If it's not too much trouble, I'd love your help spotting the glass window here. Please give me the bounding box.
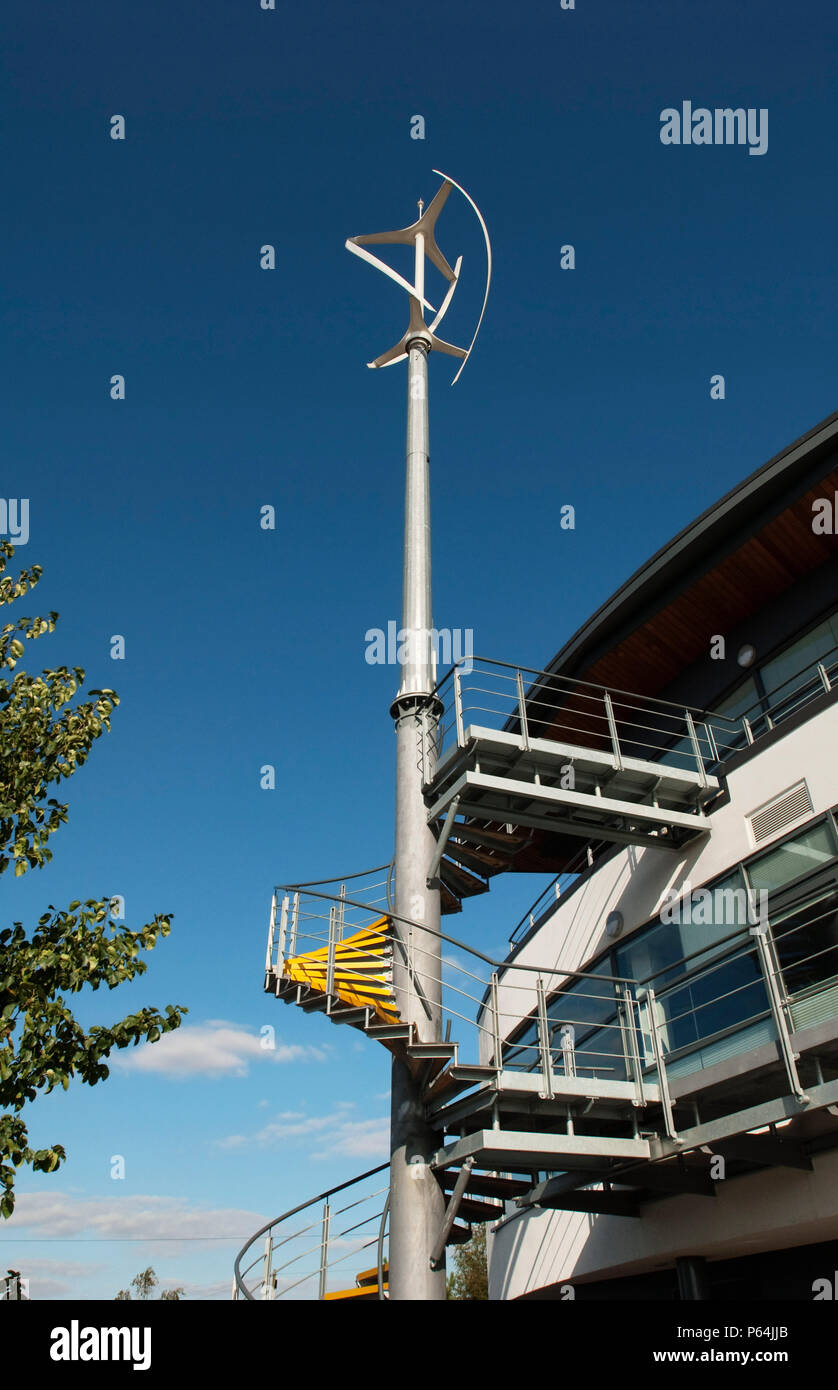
[615,872,748,990]
[614,870,768,1060]
[653,946,766,1055]
[547,960,616,1033]
[760,616,838,717]
[746,822,837,894]
[771,885,838,998]
[705,678,760,759]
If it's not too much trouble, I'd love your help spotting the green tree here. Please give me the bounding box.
[115,1267,184,1301]
[0,542,186,1217]
[446,1222,488,1300]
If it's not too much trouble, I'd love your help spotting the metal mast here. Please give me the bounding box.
[346,173,490,1300]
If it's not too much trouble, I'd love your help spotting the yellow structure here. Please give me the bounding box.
[281,918,399,1023]
[323,1265,389,1301]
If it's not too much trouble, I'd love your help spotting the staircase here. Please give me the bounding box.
[232,1160,498,1301]
[240,657,785,1298]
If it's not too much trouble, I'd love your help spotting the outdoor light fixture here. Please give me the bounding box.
[605,910,624,939]
[737,643,757,667]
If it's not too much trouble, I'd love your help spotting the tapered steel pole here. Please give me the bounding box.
[388,310,446,1300]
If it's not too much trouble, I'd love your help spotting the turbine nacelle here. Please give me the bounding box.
[346,169,491,385]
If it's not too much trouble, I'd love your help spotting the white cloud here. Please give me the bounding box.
[216,1104,388,1163]
[113,1020,329,1079]
[2,1192,264,1244]
[310,1117,388,1161]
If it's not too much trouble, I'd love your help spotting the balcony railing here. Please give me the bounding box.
[496,642,838,946]
[429,656,735,778]
[266,879,838,1132]
[233,1164,390,1301]
[429,645,837,785]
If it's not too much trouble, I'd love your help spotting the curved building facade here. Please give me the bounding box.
[481,412,838,1299]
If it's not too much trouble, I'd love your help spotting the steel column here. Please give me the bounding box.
[389,337,446,1301]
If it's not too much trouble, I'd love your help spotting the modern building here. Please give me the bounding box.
[483,408,838,1300]
[237,410,838,1301]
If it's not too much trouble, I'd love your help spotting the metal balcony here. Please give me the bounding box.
[423,658,725,856]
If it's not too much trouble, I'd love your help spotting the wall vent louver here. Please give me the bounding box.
[747,781,813,846]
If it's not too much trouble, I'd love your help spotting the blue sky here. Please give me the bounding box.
[2,0,838,1298]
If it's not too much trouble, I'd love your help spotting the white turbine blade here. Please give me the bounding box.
[421,180,458,282]
[368,340,409,369]
[350,226,416,247]
[428,256,462,333]
[345,239,437,314]
[428,333,467,360]
[419,179,453,232]
[432,169,492,384]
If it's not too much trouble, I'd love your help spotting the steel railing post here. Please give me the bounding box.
[288,891,299,958]
[536,976,555,1100]
[684,710,708,786]
[266,893,277,973]
[643,988,677,1139]
[318,1202,331,1301]
[262,1233,273,1301]
[619,984,645,1108]
[490,972,502,1074]
[276,894,288,966]
[338,883,346,943]
[703,719,719,765]
[516,669,530,751]
[752,925,807,1101]
[742,716,755,745]
[603,690,623,771]
[453,667,464,747]
[326,907,337,999]
[818,661,832,693]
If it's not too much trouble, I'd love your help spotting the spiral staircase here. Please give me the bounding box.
[233,657,838,1299]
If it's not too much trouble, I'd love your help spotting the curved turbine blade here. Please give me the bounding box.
[428,256,462,333]
[345,239,437,314]
[368,338,409,369]
[428,332,467,359]
[420,180,458,282]
[432,169,492,384]
[351,226,416,247]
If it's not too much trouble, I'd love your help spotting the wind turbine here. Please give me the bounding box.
[346,168,491,382]
[346,172,491,1301]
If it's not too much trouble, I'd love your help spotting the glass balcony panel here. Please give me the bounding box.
[653,947,766,1056]
[770,884,838,1000]
[760,616,838,709]
[746,823,837,894]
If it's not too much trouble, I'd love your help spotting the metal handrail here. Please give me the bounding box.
[428,643,838,778]
[246,875,838,1300]
[430,653,736,723]
[233,1162,389,1301]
